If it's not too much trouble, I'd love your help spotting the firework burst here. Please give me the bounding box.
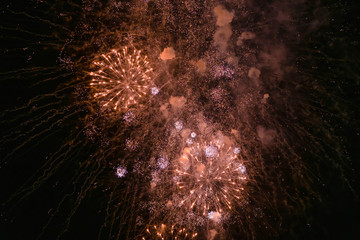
[173,137,247,219]
[89,46,154,111]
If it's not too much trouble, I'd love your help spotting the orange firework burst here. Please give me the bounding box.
[173,138,247,219]
[89,46,153,111]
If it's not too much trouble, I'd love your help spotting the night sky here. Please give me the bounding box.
[0,0,359,239]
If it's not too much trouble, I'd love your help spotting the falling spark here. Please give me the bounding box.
[142,224,198,240]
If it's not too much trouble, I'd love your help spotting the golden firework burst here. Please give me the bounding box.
[89,46,153,111]
[174,139,247,218]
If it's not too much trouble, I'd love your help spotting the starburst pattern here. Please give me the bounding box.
[89,46,153,110]
[173,138,247,217]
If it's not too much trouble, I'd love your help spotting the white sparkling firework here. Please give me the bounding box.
[116,166,127,178]
[174,120,183,131]
[204,145,218,158]
[236,163,246,174]
[157,157,169,169]
[186,138,194,145]
[151,87,159,95]
[90,47,153,110]
[174,140,247,217]
[233,147,240,154]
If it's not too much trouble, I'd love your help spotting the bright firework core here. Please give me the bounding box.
[89,47,154,111]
